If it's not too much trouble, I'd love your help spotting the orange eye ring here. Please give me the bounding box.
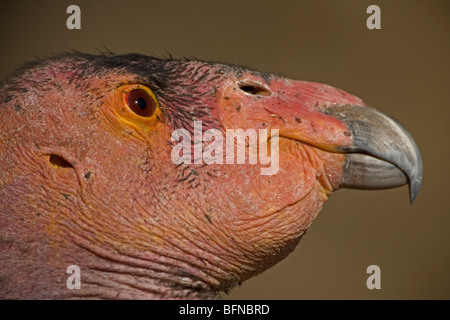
[125,89,157,117]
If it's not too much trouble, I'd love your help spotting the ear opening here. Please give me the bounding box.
[48,154,74,168]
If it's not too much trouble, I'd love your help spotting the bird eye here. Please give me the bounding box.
[126,89,156,117]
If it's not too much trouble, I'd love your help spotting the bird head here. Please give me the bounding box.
[0,53,422,299]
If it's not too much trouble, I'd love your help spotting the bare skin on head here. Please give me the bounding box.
[0,53,422,299]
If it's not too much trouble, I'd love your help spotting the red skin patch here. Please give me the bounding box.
[0,58,367,299]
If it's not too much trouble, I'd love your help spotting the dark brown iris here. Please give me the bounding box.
[126,89,156,117]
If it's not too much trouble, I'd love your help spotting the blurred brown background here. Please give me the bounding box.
[1,0,448,299]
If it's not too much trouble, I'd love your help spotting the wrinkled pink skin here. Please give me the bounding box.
[0,58,365,299]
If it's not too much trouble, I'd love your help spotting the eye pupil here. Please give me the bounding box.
[136,97,147,110]
[126,89,156,117]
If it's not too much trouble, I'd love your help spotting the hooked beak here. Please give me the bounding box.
[324,105,423,203]
[217,76,422,203]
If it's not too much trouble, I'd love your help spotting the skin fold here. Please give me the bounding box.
[0,53,419,299]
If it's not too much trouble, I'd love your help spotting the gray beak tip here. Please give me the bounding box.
[325,105,423,205]
[409,174,423,204]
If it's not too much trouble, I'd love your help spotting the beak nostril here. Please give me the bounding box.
[238,82,271,96]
